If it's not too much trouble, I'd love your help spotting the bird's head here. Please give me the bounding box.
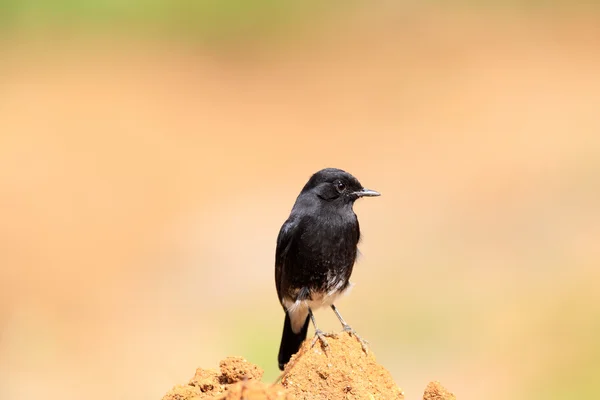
[300,168,380,204]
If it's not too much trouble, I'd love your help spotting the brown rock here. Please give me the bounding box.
[162,358,274,400]
[219,357,264,384]
[423,381,456,400]
[162,383,203,400]
[162,333,456,400]
[218,381,292,400]
[281,333,404,400]
[189,368,220,393]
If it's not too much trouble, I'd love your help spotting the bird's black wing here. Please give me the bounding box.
[275,215,300,303]
[275,214,311,370]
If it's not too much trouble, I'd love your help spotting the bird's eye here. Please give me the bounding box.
[335,180,346,193]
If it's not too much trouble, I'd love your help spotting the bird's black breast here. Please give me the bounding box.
[275,209,360,302]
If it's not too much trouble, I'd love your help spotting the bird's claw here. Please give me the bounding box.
[342,325,369,354]
[311,329,332,353]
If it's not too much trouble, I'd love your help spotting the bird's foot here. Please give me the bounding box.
[342,324,369,354]
[311,329,333,353]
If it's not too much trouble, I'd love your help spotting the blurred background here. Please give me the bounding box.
[1,1,599,399]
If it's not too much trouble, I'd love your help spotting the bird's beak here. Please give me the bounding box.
[354,188,381,197]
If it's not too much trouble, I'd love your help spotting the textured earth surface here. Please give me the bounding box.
[162,334,455,399]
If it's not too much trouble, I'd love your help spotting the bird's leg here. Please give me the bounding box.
[331,304,369,354]
[308,308,330,351]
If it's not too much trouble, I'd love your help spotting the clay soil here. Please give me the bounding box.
[162,334,455,400]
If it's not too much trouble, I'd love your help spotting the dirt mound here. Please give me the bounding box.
[162,356,288,400]
[161,333,454,400]
[281,333,404,399]
[423,381,456,400]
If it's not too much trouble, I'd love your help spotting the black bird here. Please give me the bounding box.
[275,168,380,370]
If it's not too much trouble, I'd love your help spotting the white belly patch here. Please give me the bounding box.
[282,282,354,332]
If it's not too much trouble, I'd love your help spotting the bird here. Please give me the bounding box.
[275,167,380,370]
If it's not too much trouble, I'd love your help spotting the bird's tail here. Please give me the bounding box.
[277,312,310,370]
